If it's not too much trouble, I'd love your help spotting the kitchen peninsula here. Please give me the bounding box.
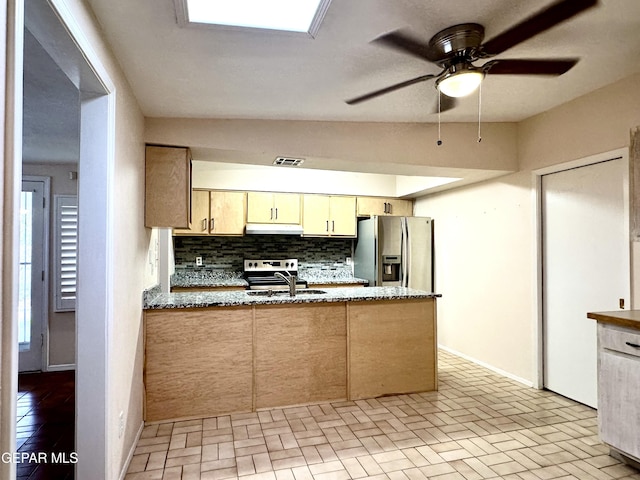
[143,287,439,422]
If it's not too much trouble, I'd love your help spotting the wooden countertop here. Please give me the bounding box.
[587,310,640,330]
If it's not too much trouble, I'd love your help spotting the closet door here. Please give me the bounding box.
[542,158,629,408]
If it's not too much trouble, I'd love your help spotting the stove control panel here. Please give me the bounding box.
[244,259,298,272]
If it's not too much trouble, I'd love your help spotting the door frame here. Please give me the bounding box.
[2,0,116,478]
[532,147,630,389]
[20,175,50,372]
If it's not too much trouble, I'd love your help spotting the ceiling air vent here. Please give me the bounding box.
[274,156,305,167]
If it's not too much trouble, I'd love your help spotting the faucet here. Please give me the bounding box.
[275,272,297,297]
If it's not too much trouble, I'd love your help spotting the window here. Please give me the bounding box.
[175,0,332,36]
[54,195,77,311]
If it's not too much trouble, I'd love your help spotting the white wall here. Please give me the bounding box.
[416,72,640,385]
[52,1,149,478]
[415,172,536,383]
[22,163,77,367]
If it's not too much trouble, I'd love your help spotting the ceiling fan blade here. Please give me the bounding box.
[483,58,578,75]
[372,30,439,62]
[346,74,437,105]
[481,0,598,57]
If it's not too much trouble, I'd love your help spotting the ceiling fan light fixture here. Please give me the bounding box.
[436,68,484,98]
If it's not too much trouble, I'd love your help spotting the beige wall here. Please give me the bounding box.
[416,72,640,385]
[146,118,519,174]
[59,1,148,478]
[22,163,77,367]
[518,72,640,171]
[415,172,536,383]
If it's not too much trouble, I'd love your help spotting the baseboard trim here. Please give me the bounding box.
[438,344,534,388]
[46,363,76,372]
[119,421,144,480]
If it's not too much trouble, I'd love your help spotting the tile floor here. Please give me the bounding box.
[126,351,640,480]
[16,370,75,480]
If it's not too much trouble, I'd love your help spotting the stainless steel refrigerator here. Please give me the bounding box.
[353,216,433,292]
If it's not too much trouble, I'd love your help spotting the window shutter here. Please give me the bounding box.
[55,195,78,311]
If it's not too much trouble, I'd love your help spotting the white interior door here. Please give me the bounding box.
[19,179,47,372]
[542,158,629,408]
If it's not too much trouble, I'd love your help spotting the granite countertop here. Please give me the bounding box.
[145,286,440,310]
[587,310,640,330]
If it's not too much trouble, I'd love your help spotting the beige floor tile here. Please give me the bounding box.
[127,351,640,480]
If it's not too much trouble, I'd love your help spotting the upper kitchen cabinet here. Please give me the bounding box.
[357,196,413,217]
[303,195,356,237]
[246,192,301,224]
[145,145,192,228]
[174,190,246,236]
[174,190,210,235]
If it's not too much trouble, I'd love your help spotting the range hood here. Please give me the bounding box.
[245,223,304,236]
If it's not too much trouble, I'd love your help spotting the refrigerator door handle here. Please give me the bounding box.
[401,217,409,287]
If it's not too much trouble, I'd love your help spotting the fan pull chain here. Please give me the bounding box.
[437,90,442,146]
[477,82,482,143]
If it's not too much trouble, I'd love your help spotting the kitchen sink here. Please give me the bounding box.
[246,289,327,297]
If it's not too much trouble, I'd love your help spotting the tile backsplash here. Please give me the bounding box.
[173,235,353,272]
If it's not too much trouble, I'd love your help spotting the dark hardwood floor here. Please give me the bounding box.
[16,370,75,480]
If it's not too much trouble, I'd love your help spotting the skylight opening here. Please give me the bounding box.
[180,0,331,35]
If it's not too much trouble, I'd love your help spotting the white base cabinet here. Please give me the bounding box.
[597,323,640,462]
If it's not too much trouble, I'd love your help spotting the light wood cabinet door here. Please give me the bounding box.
[246,192,275,223]
[144,308,254,422]
[356,196,413,217]
[303,195,356,236]
[349,299,436,400]
[329,196,356,236]
[210,191,246,235]
[247,192,301,224]
[173,190,210,235]
[145,145,192,228]
[255,303,347,409]
[303,195,331,235]
[273,193,301,224]
[388,199,413,216]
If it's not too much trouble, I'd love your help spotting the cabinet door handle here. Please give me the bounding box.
[626,341,640,349]
[270,208,274,220]
[275,207,278,219]
[383,202,387,214]
[210,218,215,232]
[332,220,335,232]
[326,220,329,232]
[387,202,392,214]
[201,218,207,232]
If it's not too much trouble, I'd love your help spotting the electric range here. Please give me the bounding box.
[243,259,308,291]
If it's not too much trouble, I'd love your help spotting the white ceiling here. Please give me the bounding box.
[85,0,640,123]
[23,28,80,164]
[22,0,640,190]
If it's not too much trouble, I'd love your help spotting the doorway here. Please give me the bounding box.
[541,155,630,407]
[2,0,115,478]
[18,177,49,372]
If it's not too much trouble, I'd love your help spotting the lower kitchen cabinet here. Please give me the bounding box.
[144,307,253,422]
[349,299,437,400]
[255,303,347,408]
[143,297,436,421]
[597,322,640,461]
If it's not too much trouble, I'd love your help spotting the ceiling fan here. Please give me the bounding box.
[346,0,598,109]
